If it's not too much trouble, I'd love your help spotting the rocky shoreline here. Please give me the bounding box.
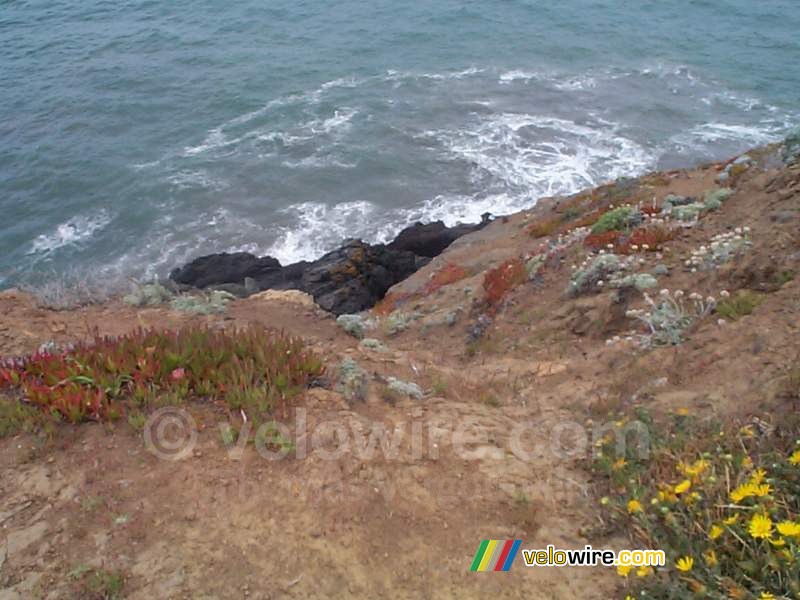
[169,215,492,315]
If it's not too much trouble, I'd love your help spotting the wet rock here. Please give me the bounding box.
[170,252,281,289]
[387,216,491,257]
[300,240,419,315]
[171,217,490,314]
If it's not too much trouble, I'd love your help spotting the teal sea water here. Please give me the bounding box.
[1,0,798,287]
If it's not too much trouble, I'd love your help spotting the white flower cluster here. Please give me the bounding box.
[607,288,717,348]
[567,253,634,296]
[685,228,751,271]
[550,226,589,252]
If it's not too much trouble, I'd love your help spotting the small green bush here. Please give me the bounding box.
[591,206,638,234]
[716,290,763,321]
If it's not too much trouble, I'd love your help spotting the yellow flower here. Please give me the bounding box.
[723,514,738,526]
[676,407,689,416]
[709,524,724,540]
[612,458,627,471]
[703,549,718,566]
[636,565,654,577]
[749,468,766,484]
[682,459,709,477]
[759,592,775,600]
[776,521,800,538]
[730,483,756,503]
[769,538,785,548]
[740,426,755,439]
[789,449,800,466]
[742,455,754,468]
[753,484,772,497]
[749,513,773,539]
[658,489,677,503]
[675,556,694,572]
[617,563,633,577]
[627,499,643,514]
[674,479,691,494]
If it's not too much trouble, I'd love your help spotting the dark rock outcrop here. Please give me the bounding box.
[169,216,492,315]
[387,214,491,257]
[300,240,420,314]
[170,252,281,289]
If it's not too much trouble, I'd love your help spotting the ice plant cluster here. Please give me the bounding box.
[685,228,752,271]
[0,325,324,424]
[594,410,800,599]
[618,289,716,347]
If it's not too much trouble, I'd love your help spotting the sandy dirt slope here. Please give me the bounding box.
[1,149,799,599]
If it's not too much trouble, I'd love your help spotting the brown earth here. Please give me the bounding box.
[1,147,799,599]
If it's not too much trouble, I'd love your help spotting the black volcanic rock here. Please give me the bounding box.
[387,215,491,257]
[169,252,281,288]
[301,240,419,314]
[169,216,491,314]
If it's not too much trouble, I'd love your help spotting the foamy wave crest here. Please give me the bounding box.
[677,122,783,145]
[409,192,525,228]
[305,107,358,135]
[385,67,483,83]
[267,201,399,264]
[498,70,538,85]
[282,156,356,169]
[436,113,654,197]
[182,129,236,157]
[28,211,112,255]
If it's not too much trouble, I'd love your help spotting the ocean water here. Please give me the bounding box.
[1,0,798,287]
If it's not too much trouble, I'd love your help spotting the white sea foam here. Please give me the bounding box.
[435,113,654,196]
[498,70,539,84]
[265,200,400,264]
[130,160,161,171]
[385,67,484,82]
[680,122,782,144]
[282,155,356,169]
[306,107,358,135]
[111,63,794,279]
[28,211,112,255]
[182,129,234,157]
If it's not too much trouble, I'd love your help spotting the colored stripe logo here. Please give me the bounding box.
[470,540,521,571]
